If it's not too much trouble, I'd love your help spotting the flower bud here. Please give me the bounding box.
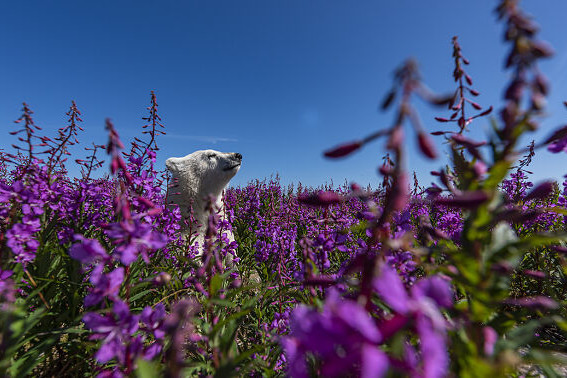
[323,141,362,158]
[524,181,554,201]
[298,191,344,207]
[436,190,489,209]
[417,132,437,159]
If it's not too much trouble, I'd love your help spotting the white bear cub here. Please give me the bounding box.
[165,149,242,250]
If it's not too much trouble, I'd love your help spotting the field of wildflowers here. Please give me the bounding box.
[4,1,567,377]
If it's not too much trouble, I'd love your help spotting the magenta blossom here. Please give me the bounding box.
[84,265,124,307]
[373,265,453,378]
[282,289,388,378]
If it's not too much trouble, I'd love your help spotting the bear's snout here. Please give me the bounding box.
[232,153,242,161]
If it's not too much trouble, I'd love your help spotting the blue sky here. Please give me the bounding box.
[2,1,567,189]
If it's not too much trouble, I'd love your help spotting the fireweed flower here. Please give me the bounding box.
[69,235,110,264]
[5,219,41,264]
[140,303,167,340]
[83,300,159,372]
[104,218,168,265]
[282,289,388,378]
[84,265,124,307]
[0,269,16,305]
[547,134,567,153]
[373,265,453,378]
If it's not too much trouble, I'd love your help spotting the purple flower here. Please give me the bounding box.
[140,303,167,340]
[282,290,387,378]
[0,269,16,304]
[548,135,567,153]
[83,300,140,366]
[5,219,41,264]
[104,219,167,265]
[84,266,124,307]
[69,235,109,264]
[374,265,453,378]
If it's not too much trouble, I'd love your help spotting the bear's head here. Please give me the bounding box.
[165,149,242,200]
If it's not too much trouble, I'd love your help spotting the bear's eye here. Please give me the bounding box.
[207,153,216,159]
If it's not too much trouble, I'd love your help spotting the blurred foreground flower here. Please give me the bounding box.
[374,265,453,378]
[282,289,388,378]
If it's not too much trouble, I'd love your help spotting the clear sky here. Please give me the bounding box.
[2,1,567,189]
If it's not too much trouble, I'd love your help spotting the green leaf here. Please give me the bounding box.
[135,358,161,378]
[210,307,252,338]
[483,159,511,190]
[210,273,224,297]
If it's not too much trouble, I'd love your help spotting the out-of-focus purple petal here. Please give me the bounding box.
[281,337,307,378]
[374,265,411,314]
[143,343,162,360]
[361,344,388,378]
[69,236,108,264]
[503,296,558,309]
[95,340,118,364]
[483,326,498,356]
[412,276,453,309]
[416,315,449,378]
[331,296,381,343]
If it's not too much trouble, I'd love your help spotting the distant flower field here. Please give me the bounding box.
[4,1,567,377]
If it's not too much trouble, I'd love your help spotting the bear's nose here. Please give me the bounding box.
[233,153,242,161]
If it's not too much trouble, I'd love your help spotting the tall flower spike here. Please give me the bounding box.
[10,102,42,166]
[435,36,492,134]
[106,119,133,185]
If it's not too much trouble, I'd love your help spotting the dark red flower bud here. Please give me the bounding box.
[543,125,567,145]
[470,102,482,110]
[458,117,465,129]
[477,106,493,117]
[324,141,362,158]
[298,191,344,207]
[524,181,554,201]
[451,133,486,148]
[523,270,546,279]
[436,190,489,209]
[380,90,396,110]
[303,275,336,287]
[435,117,450,123]
[465,74,473,86]
[430,131,446,136]
[417,132,437,159]
[469,89,480,96]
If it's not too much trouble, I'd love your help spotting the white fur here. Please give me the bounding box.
[165,149,242,248]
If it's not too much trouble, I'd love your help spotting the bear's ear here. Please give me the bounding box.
[165,158,178,172]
